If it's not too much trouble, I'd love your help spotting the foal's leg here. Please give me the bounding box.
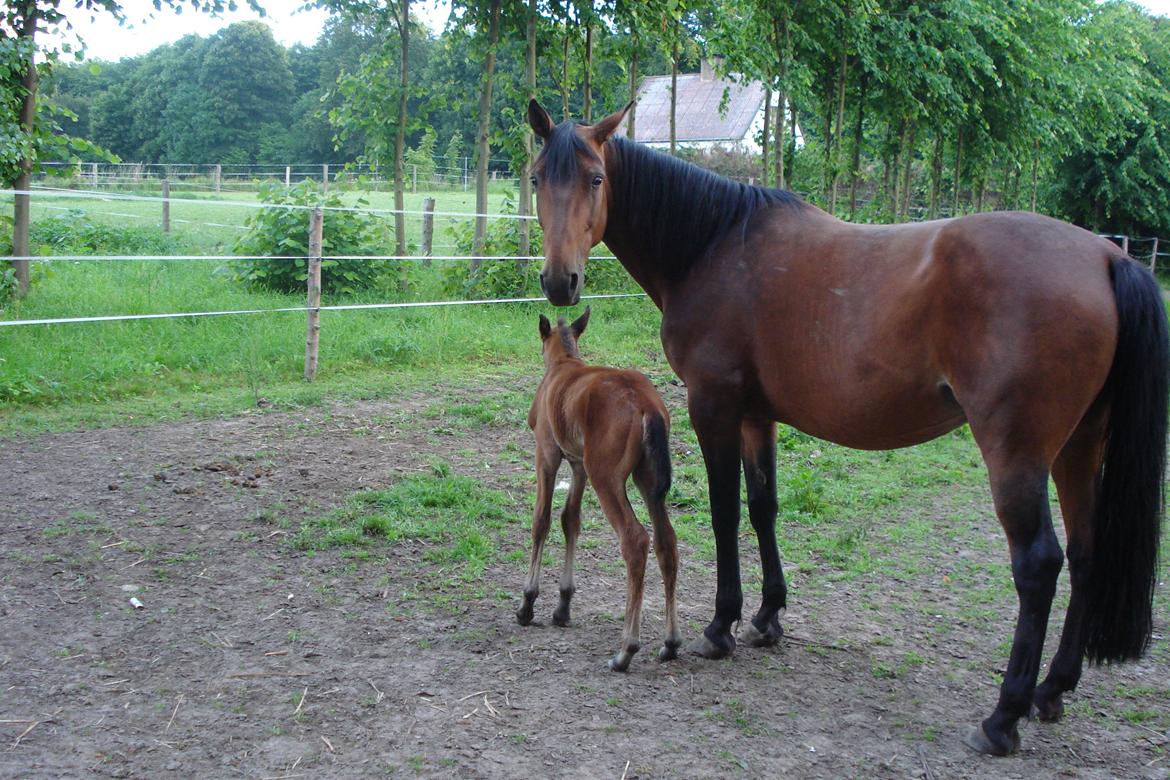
[517,445,562,626]
[1032,414,1106,722]
[964,455,1064,756]
[553,460,587,627]
[633,461,682,662]
[739,419,787,647]
[591,468,650,672]
[686,390,744,659]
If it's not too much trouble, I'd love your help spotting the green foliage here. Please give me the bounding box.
[232,180,396,296]
[30,209,180,255]
[405,129,438,185]
[441,192,540,298]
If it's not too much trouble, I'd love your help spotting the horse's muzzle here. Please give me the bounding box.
[540,269,581,307]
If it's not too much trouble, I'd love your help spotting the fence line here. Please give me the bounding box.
[0,293,647,329]
[5,254,618,263]
[3,188,538,221]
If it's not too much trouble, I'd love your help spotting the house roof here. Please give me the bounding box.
[625,71,766,144]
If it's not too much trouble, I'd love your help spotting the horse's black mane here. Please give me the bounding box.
[537,122,804,275]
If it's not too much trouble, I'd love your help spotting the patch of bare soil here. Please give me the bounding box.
[0,384,1167,779]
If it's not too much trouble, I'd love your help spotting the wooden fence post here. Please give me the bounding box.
[162,179,171,233]
[1151,237,1159,274]
[412,164,417,193]
[421,197,435,262]
[304,208,324,381]
[1121,235,1129,256]
[322,163,329,192]
[214,164,222,193]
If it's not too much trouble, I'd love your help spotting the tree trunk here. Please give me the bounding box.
[560,21,570,119]
[627,34,638,139]
[583,7,593,122]
[928,132,943,220]
[774,11,789,190]
[669,30,679,156]
[952,129,964,216]
[975,176,986,212]
[830,50,849,214]
[887,119,904,219]
[898,122,917,221]
[761,87,771,186]
[849,72,866,218]
[822,77,833,205]
[393,0,410,257]
[1030,139,1039,212]
[12,2,38,298]
[519,0,537,264]
[471,0,502,268]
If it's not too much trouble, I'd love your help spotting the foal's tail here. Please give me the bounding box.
[641,412,672,505]
[1085,257,1169,663]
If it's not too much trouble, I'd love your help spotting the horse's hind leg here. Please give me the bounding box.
[964,451,1064,756]
[553,460,587,627]
[1033,411,1106,722]
[517,445,562,626]
[634,460,682,662]
[591,468,650,672]
[739,419,786,647]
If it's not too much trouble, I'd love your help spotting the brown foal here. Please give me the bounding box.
[516,307,682,671]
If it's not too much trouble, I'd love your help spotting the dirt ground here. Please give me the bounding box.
[1,381,1167,779]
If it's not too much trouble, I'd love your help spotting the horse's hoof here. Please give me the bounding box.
[741,619,783,647]
[1032,696,1063,723]
[551,609,570,627]
[962,724,1020,757]
[658,641,681,662]
[687,631,735,659]
[608,644,638,672]
[515,606,534,626]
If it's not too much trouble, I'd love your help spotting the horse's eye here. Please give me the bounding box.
[591,175,604,189]
[530,176,538,188]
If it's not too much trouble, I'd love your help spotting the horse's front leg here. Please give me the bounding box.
[686,389,744,659]
[739,419,786,647]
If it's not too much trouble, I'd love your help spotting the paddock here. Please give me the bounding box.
[1,377,1165,778]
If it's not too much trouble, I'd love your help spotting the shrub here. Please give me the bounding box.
[30,210,181,255]
[232,180,396,296]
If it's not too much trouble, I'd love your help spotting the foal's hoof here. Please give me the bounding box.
[607,644,639,672]
[658,640,682,663]
[687,631,735,660]
[741,618,783,647]
[962,723,1020,757]
[551,608,571,627]
[515,605,534,626]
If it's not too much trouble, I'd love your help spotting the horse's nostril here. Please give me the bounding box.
[569,273,579,293]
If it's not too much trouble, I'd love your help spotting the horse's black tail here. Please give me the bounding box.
[641,412,672,505]
[1084,257,1168,664]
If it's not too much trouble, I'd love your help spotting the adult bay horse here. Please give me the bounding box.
[526,99,1167,756]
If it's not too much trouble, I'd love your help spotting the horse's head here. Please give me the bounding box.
[538,306,590,366]
[528,100,630,306]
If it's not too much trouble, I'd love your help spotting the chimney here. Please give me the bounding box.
[700,56,724,81]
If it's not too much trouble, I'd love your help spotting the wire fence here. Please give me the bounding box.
[35,159,521,194]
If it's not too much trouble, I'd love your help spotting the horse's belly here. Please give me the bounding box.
[765,381,967,451]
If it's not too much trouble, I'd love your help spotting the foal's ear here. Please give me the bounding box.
[570,306,591,339]
[539,314,552,340]
[528,99,555,140]
[590,101,632,144]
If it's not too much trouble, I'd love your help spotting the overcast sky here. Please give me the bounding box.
[51,0,1170,64]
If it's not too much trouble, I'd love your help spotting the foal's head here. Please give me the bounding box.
[538,306,591,368]
[528,99,630,307]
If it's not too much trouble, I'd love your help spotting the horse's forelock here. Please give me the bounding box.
[540,121,601,184]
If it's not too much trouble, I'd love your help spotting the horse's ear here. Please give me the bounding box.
[539,314,552,340]
[528,99,555,140]
[571,306,591,339]
[590,101,632,144]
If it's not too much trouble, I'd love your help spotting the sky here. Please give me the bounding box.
[50,0,1170,64]
[50,0,453,62]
